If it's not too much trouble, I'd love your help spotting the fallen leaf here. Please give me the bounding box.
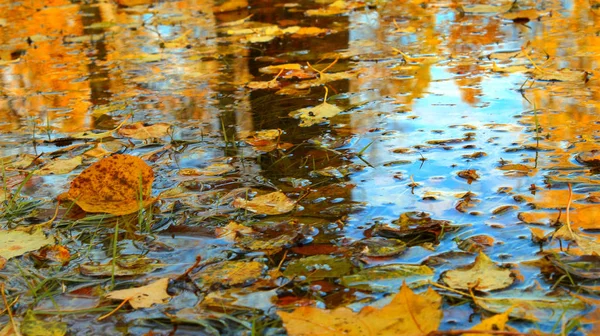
[179,163,235,176]
[0,229,54,260]
[0,256,6,270]
[20,310,67,336]
[278,283,442,336]
[34,156,82,176]
[474,292,585,321]
[305,0,366,17]
[458,2,513,14]
[80,256,161,277]
[233,191,295,215]
[60,154,154,216]
[441,252,514,291]
[193,260,265,287]
[465,309,512,336]
[289,101,343,127]
[341,264,433,290]
[283,255,355,280]
[259,63,302,74]
[117,122,172,140]
[106,278,171,309]
[215,221,255,241]
[532,68,588,82]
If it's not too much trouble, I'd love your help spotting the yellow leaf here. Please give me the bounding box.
[34,156,82,176]
[60,154,154,216]
[117,122,172,140]
[194,260,265,287]
[106,278,171,309]
[464,308,512,336]
[233,191,295,215]
[0,229,54,260]
[215,221,254,242]
[441,252,514,291]
[289,102,343,127]
[278,283,442,336]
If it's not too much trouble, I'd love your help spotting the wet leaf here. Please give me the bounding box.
[236,232,298,255]
[305,0,366,17]
[283,255,355,281]
[465,309,511,336]
[353,237,407,257]
[277,283,442,336]
[117,122,172,140]
[458,3,513,14]
[80,256,161,277]
[532,68,588,82]
[30,245,70,265]
[341,264,433,289]
[547,255,600,280]
[474,292,586,321]
[441,252,514,292]
[289,101,343,127]
[194,260,265,287]
[0,229,54,260]
[233,191,295,215]
[106,278,171,309]
[60,154,154,216]
[215,221,254,242]
[180,163,236,176]
[457,169,479,183]
[34,156,82,176]
[20,311,66,336]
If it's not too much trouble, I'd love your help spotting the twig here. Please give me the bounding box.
[1,283,21,336]
[97,297,131,321]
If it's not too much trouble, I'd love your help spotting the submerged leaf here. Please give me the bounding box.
[34,156,82,176]
[106,278,171,309]
[60,154,154,216]
[194,260,265,287]
[20,311,67,336]
[441,252,514,291]
[278,283,442,336]
[283,255,354,280]
[233,191,295,215]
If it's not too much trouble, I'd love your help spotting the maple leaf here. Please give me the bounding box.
[59,154,154,216]
[278,283,442,336]
[441,252,514,292]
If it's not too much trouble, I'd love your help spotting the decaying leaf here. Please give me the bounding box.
[215,221,255,241]
[277,283,442,336]
[532,68,588,82]
[180,163,235,176]
[283,255,355,280]
[233,191,295,215]
[441,252,514,291]
[117,122,172,140]
[80,256,161,277]
[341,264,433,290]
[60,154,154,215]
[194,260,265,287]
[106,278,171,309]
[34,156,82,175]
[0,229,54,260]
[20,310,67,336]
[474,292,586,321]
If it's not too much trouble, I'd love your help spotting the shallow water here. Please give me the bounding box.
[2,0,600,334]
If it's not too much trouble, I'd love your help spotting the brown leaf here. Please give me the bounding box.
[233,191,295,215]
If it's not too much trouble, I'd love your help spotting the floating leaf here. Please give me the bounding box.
[0,229,54,260]
[458,3,513,14]
[283,255,355,281]
[289,101,343,127]
[465,309,511,336]
[117,122,172,140]
[34,156,82,176]
[233,191,295,215]
[441,252,514,291]
[278,283,442,336]
[215,221,255,242]
[532,68,588,82]
[180,163,235,176]
[60,154,154,216]
[106,278,171,309]
[20,311,67,336]
[194,260,265,287]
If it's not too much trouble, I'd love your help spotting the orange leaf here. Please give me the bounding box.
[61,154,154,216]
[277,283,442,336]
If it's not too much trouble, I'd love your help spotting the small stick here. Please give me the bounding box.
[0,283,21,336]
[97,297,131,321]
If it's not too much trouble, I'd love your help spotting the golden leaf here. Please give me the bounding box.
[233,191,295,215]
[106,278,171,309]
[0,229,54,260]
[61,154,154,216]
[441,252,514,291]
[117,122,172,140]
[278,283,442,336]
[34,156,82,176]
